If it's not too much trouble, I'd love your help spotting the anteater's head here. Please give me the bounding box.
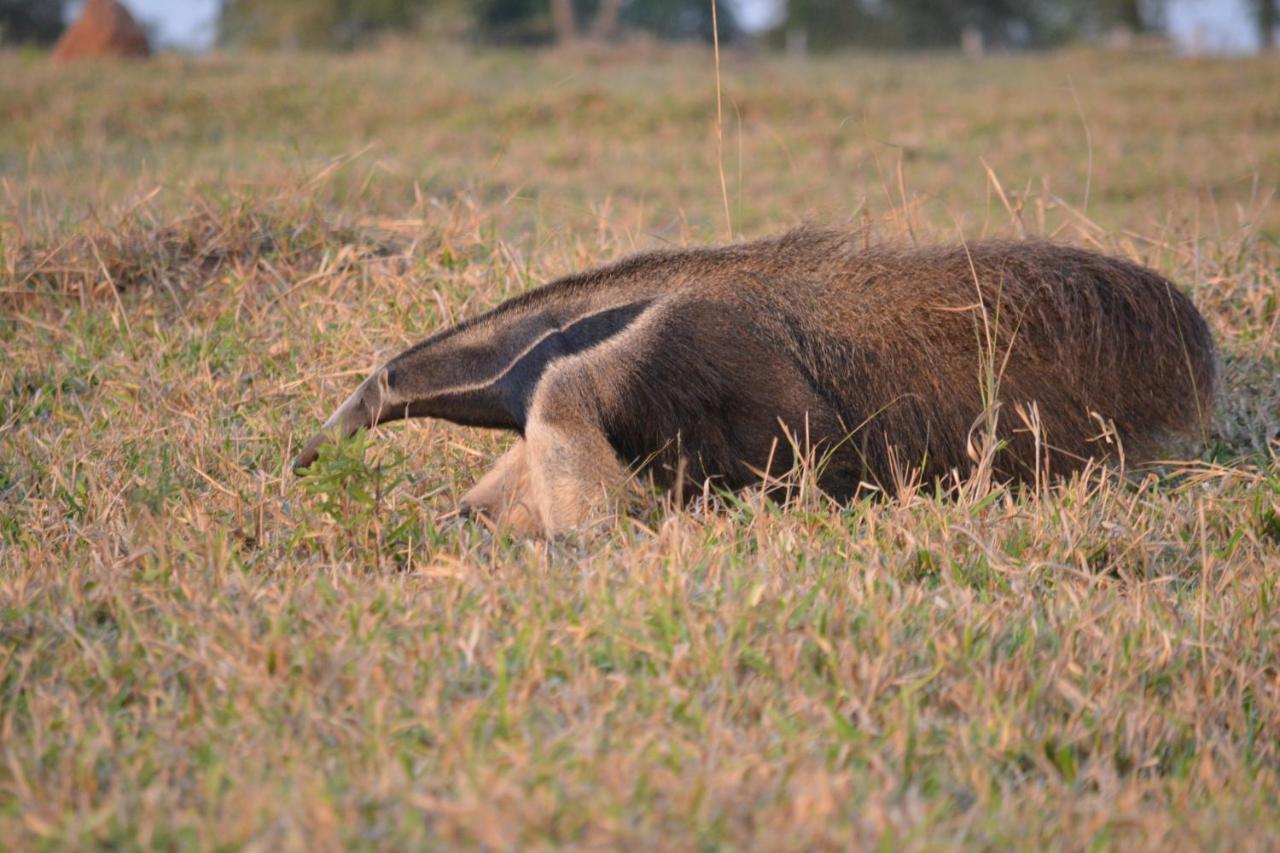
[292,327,524,474]
[293,368,396,474]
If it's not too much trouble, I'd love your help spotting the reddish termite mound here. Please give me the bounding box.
[52,0,150,61]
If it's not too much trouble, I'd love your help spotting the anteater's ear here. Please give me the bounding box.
[293,370,387,474]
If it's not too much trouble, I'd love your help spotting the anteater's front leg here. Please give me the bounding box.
[459,440,542,537]
[522,363,629,536]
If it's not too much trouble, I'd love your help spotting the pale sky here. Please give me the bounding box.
[98,0,1262,55]
[107,0,220,49]
[1166,0,1260,53]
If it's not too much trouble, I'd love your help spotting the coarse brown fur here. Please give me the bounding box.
[294,229,1216,536]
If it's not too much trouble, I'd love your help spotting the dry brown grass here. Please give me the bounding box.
[1,44,1279,848]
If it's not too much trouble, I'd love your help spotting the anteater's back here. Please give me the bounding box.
[613,231,1216,492]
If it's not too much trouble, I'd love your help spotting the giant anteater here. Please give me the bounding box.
[294,229,1215,536]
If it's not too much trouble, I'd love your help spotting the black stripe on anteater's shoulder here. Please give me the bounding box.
[491,299,653,428]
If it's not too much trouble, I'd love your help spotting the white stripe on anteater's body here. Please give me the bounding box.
[295,228,1216,536]
[294,292,662,465]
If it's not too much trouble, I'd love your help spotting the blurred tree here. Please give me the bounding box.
[219,0,441,50]
[1255,0,1277,50]
[776,0,1166,51]
[620,0,736,42]
[476,0,738,44]
[551,0,576,42]
[1100,0,1166,32]
[0,0,64,45]
[221,0,734,48]
[474,0,548,43]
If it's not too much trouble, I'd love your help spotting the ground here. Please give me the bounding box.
[1,42,1279,848]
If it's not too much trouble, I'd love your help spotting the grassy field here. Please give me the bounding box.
[2,42,1280,848]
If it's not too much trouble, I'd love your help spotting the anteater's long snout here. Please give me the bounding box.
[293,372,386,474]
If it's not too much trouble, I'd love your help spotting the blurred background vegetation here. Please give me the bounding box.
[1,0,1276,52]
[0,0,65,44]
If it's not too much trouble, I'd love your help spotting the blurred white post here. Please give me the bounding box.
[961,26,984,57]
[786,27,808,58]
